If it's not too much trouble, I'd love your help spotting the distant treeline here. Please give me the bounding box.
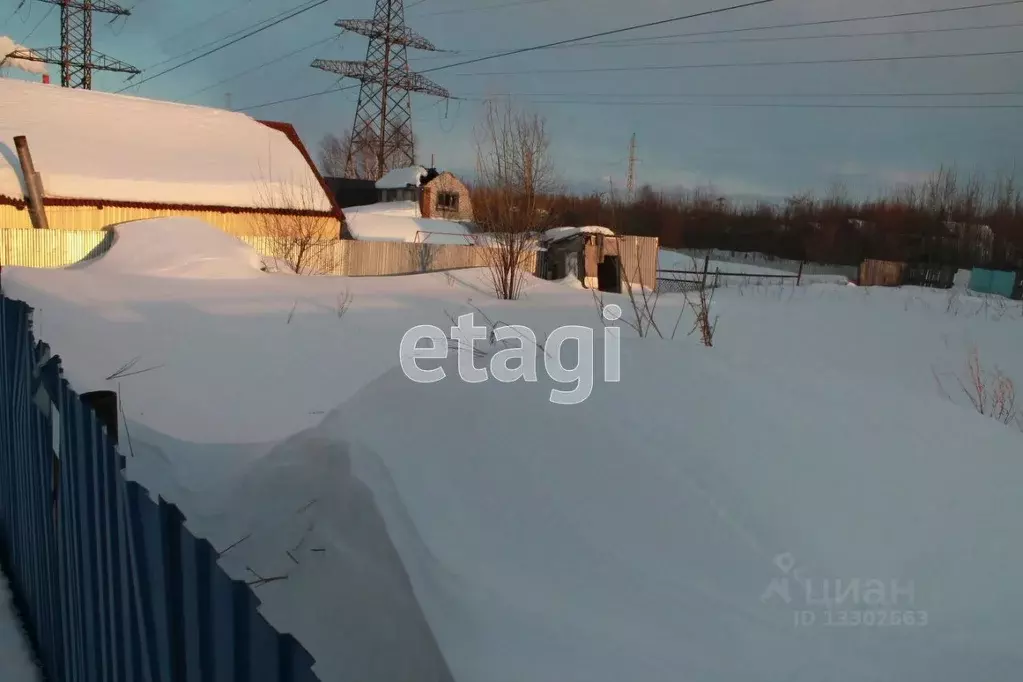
[472,166,1023,269]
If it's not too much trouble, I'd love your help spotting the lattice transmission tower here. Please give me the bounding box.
[9,0,139,89]
[311,0,449,180]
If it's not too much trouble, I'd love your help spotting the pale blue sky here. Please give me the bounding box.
[4,0,1023,199]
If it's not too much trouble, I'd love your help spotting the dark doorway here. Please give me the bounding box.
[597,256,621,293]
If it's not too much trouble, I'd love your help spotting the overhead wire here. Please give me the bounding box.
[450,47,1023,76]
[564,0,1023,48]
[142,0,325,73]
[234,0,777,111]
[409,19,1023,62]
[117,0,329,92]
[18,3,54,44]
[183,34,338,98]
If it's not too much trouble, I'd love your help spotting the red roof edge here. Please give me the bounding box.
[257,120,345,227]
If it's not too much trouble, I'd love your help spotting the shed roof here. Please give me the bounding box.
[0,78,332,212]
[376,165,428,189]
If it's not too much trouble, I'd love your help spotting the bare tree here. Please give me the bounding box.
[318,133,349,177]
[254,177,341,275]
[472,99,558,300]
[318,123,421,181]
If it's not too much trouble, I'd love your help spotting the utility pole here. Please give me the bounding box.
[311,0,449,180]
[626,133,637,203]
[7,0,139,89]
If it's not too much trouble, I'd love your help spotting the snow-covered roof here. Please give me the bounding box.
[542,225,615,243]
[376,166,427,189]
[0,78,332,211]
[344,201,473,245]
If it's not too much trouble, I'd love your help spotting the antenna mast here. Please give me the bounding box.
[626,133,637,202]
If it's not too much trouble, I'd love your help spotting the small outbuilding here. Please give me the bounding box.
[540,226,659,293]
[375,166,474,222]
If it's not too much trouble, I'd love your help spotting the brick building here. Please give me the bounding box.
[375,166,473,222]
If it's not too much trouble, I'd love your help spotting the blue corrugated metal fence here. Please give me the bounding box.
[0,293,321,682]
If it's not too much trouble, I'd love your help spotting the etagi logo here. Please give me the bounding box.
[399,306,623,405]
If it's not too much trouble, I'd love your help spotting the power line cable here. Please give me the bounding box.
[410,19,1023,61]
[416,0,564,18]
[143,0,323,72]
[183,34,337,98]
[117,0,328,92]
[234,0,777,111]
[571,0,1023,48]
[18,3,54,44]
[159,4,249,49]
[451,47,1023,76]
[415,0,776,74]
[413,0,1023,60]
[457,97,1023,109]
[459,88,1023,99]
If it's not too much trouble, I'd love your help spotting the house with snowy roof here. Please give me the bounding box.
[376,166,473,222]
[0,77,341,238]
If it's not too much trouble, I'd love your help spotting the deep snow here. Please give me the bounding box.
[344,201,475,244]
[3,217,1023,681]
[0,566,41,682]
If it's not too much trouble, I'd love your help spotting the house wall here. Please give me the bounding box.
[0,203,340,239]
[420,172,473,221]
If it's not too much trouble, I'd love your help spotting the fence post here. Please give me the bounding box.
[81,391,118,447]
[797,261,804,286]
[13,136,50,230]
[701,253,710,289]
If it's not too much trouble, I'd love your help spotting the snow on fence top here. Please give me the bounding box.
[0,78,331,211]
[376,165,427,189]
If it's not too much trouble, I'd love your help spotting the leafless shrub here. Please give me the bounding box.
[936,347,1019,426]
[684,273,719,347]
[472,99,557,300]
[254,177,341,275]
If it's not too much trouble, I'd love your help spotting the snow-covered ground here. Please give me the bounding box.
[3,218,1023,681]
[0,566,41,682]
[659,248,851,286]
[344,201,475,244]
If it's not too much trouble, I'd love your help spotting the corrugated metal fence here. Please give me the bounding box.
[1,230,112,267]
[0,294,321,682]
[2,229,539,277]
[969,268,1022,299]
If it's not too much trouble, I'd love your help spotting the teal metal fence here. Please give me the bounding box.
[969,268,1021,299]
[0,293,321,682]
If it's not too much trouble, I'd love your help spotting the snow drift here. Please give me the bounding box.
[74,218,266,279]
[219,343,1023,682]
